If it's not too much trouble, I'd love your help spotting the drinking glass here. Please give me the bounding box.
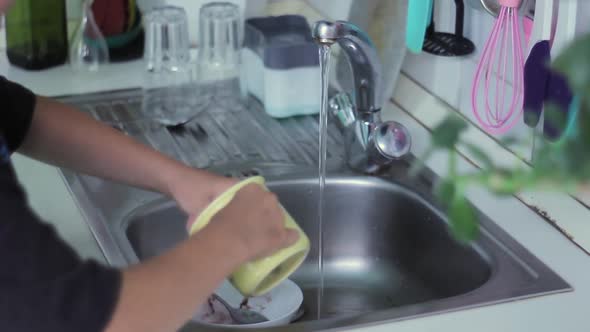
[142,5,198,125]
[197,2,241,83]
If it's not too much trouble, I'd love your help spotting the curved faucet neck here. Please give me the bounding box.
[312,20,382,114]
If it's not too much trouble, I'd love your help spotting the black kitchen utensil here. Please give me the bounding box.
[523,40,551,127]
[522,40,575,142]
[423,0,475,56]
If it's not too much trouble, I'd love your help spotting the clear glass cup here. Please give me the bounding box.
[142,5,198,125]
[70,0,109,72]
[197,2,241,83]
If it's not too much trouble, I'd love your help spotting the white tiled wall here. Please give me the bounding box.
[575,0,590,204]
[576,0,590,35]
[306,0,354,19]
[402,0,587,160]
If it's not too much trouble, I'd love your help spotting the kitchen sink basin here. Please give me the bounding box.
[119,171,568,332]
[126,173,491,320]
[56,89,571,331]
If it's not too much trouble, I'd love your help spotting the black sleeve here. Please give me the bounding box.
[0,162,122,332]
[0,76,36,152]
[0,76,122,332]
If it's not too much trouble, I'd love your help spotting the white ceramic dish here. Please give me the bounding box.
[192,279,303,328]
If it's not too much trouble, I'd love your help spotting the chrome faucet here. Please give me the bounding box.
[312,20,411,174]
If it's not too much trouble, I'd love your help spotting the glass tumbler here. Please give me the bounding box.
[197,2,241,83]
[142,6,198,125]
[70,0,110,72]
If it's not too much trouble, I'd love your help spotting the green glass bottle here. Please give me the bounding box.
[5,0,68,70]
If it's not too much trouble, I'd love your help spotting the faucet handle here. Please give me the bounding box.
[371,121,411,160]
[329,92,355,128]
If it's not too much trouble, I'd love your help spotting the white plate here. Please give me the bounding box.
[192,278,303,328]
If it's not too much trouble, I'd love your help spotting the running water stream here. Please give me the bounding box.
[317,43,332,319]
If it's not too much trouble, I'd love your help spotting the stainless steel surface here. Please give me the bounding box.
[312,20,381,114]
[210,294,269,324]
[372,121,411,160]
[329,91,411,173]
[57,88,571,331]
[328,92,355,128]
[312,21,410,173]
[61,87,345,171]
[58,87,345,266]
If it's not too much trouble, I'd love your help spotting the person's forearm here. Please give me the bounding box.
[104,226,244,332]
[19,96,222,205]
[103,176,297,332]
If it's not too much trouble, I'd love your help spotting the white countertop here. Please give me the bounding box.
[4,57,590,332]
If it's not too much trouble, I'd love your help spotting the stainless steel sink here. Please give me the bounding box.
[120,170,569,332]
[57,89,571,331]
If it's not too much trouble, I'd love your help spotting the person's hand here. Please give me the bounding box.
[167,167,238,216]
[200,184,300,263]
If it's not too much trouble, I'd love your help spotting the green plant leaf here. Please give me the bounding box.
[431,115,468,149]
[461,142,494,169]
[543,103,568,141]
[483,168,535,195]
[553,33,590,97]
[449,195,479,243]
[551,32,590,159]
[435,179,456,207]
[499,136,520,147]
[416,32,590,243]
[523,108,542,128]
[578,100,590,148]
[409,147,433,178]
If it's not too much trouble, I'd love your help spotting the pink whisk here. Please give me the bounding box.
[472,0,525,135]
